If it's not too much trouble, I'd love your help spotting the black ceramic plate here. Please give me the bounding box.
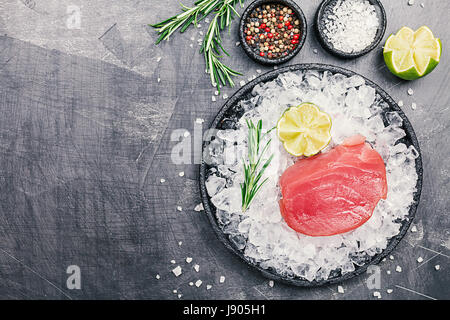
[199,63,423,287]
[239,0,307,65]
[315,0,387,59]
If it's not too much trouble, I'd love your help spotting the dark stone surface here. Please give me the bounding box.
[0,0,448,300]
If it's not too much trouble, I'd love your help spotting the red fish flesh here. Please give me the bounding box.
[279,135,387,236]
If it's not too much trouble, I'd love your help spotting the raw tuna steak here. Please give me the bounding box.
[279,135,387,236]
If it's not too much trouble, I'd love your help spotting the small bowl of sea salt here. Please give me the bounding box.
[315,0,386,58]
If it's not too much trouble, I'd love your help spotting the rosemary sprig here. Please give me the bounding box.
[241,119,275,212]
[150,0,244,92]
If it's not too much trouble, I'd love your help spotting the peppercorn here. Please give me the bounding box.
[243,3,301,59]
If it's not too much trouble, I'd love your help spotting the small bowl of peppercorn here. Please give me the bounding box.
[239,0,307,65]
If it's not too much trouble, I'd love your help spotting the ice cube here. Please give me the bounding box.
[385,112,403,127]
[205,174,226,197]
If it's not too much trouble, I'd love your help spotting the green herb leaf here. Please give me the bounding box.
[241,119,274,212]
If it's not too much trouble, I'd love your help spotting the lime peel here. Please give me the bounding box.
[277,103,332,157]
[383,26,441,80]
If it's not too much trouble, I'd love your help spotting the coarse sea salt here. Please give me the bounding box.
[322,0,379,53]
[172,266,182,277]
[204,69,418,282]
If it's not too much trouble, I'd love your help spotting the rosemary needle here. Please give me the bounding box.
[150,0,244,92]
[241,119,274,212]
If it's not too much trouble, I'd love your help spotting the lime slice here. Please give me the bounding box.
[277,103,332,157]
[384,26,441,80]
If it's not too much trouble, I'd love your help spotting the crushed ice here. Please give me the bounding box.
[204,70,419,282]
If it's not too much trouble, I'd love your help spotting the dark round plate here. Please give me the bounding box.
[239,0,307,65]
[199,63,423,287]
[315,0,387,59]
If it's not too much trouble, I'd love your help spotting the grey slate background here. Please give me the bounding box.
[0,0,449,300]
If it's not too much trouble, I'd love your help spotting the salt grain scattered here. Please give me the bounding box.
[236,42,240,47]
[420,3,424,8]
[387,270,391,275]
[195,280,202,287]
[160,178,166,183]
[186,257,193,263]
[390,255,394,260]
[313,49,318,54]
[172,266,182,277]
[179,171,185,177]
[408,88,414,95]
[178,241,183,246]
[170,260,176,264]
[411,103,417,110]
[190,43,193,48]
[196,118,205,124]
[338,286,345,293]
[396,266,402,272]
[269,280,274,287]
[178,293,182,298]
[194,264,200,272]
[411,225,417,232]
[194,203,204,212]
[173,289,177,293]
[240,80,246,87]
[157,78,161,83]
[373,291,381,299]
[157,57,162,62]
[219,276,225,283]
[212,96,216,102]
[189,282,194,286]
[435,265,440,271]
[223,94,229,100]
[398,100,404,107]
[417,257,423,263]
[156,274,160,280]
[387,289,393,294]
[206,284,212,290]
[408,0,415,5]
[256,69,262,74]
[177,206,182,212]
[214,90,219,96]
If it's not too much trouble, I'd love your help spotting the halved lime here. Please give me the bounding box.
[277,103,332,157]
[383,26,441,80]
